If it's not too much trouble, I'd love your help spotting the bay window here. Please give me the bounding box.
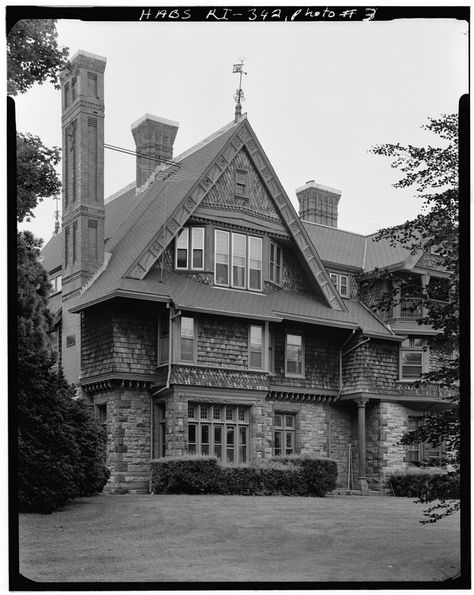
[214,229,263,291]
[158,310,170,364]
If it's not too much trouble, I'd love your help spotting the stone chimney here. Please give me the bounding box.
[131,114,179,189]
[296,180,342,228]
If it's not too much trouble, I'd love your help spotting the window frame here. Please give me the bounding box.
[400,337,427,381]
[179,316,197,363]
[158,310,170,365]
[235,169,249,198]
[232,232,247,289]
[214,229,230,287]
[285,332,305,378]
[330,272,349,297]
[187,402,250,465]
[269,241,282,286]
[274,412,297,456]
[249,324,264,370]
[175,227,205,271]
[248,236,263,291]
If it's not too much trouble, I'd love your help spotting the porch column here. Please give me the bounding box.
[356,397,369,495]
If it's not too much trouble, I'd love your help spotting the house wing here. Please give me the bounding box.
[74,116,345,311]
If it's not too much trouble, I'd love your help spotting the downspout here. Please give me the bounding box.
[149,302,176,492]
[329,329,355,460]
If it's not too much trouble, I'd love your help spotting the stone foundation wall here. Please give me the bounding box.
[328,404,354,488]
[380,401,409,477]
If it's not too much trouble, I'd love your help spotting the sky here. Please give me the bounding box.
[14,12,468,246]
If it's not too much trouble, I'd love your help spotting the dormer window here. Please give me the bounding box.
[235,169,248,197]
[175,227,205,270]
[330,272,349,297]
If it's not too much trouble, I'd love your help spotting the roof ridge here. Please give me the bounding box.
[105,180,136,204]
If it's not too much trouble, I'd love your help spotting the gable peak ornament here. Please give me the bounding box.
[233,58,247,123]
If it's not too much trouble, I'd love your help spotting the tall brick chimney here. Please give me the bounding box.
[131,114,179,189]
[296,180,342,228]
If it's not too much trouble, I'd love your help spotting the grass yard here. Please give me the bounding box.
[18,494,460,583]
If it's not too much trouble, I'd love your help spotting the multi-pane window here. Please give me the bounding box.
[268,328,276,374]
[188,403,249,464]
[285,333,304,377]
[214,230,262,291]
[330,272,349,297]
[406,416,446,466]
[400,337,426,380]
[269,241,282,285]
[249,325,263,369]
[158,311,170,364]
[274,413,296,456]
[96,403,107,425]
[180,316,195,362]
[175,227,205,270]
[235,169,248,197]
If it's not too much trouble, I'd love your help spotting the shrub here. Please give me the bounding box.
[151,455,337,497]
[271,455,338,496]
[388,473,460,499]
[151,456,221,494]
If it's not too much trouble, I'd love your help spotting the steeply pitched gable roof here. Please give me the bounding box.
[72,115,345,312]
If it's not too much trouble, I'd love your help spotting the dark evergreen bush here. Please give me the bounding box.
[388,473,460,499]
[271,455,338,496]
[151,456,337,497]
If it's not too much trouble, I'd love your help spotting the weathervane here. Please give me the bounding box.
[233,57,247,122]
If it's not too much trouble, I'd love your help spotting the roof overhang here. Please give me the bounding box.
[69,289,170,313]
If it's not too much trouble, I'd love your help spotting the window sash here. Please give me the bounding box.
[274,413,296,456]
[192,228,204,270]
[232,233,246,288]
[285,333,304,377]
[248,236,262,291]
[339,275,348,297]
[180,316,195,362]
[249,325,263,369]
[215,230,230,286]
[176,228,189,269]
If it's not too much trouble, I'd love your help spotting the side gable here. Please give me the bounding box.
[123,117,345,311]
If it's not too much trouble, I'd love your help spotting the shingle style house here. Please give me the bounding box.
[42,50,453,494]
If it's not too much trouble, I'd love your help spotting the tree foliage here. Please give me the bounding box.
[368,115,460,523]
[13,20,108,512]
[7,19,69,96]
[17,133,61,223]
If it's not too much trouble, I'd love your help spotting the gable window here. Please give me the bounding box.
[180,316,196,362]
[215,230,230,285]
[249,325,263,369]
[158,311,170,364]
[176,227,205,270]
[274,413,296,456]
[232,233,246,288]
[248,236,263,291]
[400,337,426,380]
[269,241,282,285]
[188,403,249,464]
[330,272,349,297]
[285,333,304,377]
[235,169,248,197]
[192,228,204,269]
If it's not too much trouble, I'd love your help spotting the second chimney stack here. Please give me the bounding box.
[131,114,179,189]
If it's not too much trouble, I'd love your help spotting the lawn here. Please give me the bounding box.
[18,494,460,583]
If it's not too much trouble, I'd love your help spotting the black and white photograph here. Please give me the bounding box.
[10,4,468,589]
